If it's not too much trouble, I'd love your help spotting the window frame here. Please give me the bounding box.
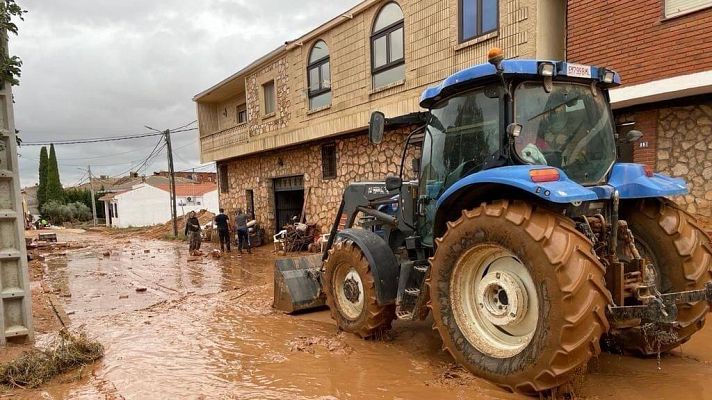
[307,41,332,103]
[262,80,276,116]
[370,2,405,87]
[237,104,247,124]
[458,0,499,43]
[321,142,337,180]
[219,164,229,194]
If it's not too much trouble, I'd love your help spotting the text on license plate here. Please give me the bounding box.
[566,63,592,79]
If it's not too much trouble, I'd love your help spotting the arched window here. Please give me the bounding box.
[307,40,331,110]
[371,2,404,89]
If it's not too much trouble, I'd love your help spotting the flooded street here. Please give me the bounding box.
[13,230,712,399]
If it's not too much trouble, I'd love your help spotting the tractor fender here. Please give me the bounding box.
[336,228,399,306]
[606,163,687,199]
[436,165,598,208]
[431,166,597,242]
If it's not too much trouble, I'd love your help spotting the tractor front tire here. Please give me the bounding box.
[615,198,712,354]
[323,240,395,338]
[429,200,611,395]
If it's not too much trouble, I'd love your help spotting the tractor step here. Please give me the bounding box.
[414,264,429,273]
[396,310,413,320]
[404,288,420,296]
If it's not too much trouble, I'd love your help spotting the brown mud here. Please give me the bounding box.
[4,230,712,399]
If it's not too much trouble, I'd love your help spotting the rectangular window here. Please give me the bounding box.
[263,80,276,115]
[219,164,229,193]
[459,0,498,43]
[321,142,337,179]
[245,189,254,219]
[665,0,712,17]
[237,104,247,124]
[114,203,118,218]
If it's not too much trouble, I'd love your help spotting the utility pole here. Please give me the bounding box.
[87,165,98,226]
[164,129,178,237]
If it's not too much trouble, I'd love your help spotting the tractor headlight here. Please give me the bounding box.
[538,62,555,77]
[601,69,615,84]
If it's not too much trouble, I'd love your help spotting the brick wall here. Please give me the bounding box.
[568,0,712,86]
[615,109,658,168]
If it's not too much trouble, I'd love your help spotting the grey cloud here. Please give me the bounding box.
[13,0,361,186]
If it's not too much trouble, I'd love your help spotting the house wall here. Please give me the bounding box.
[199,0,552,164]
[567,0,712,87]
[113,185,172,228]
[218,127,416,235]
[568,0,712,216]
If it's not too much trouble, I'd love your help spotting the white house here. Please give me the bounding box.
[99,182,218,228]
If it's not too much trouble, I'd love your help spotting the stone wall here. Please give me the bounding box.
[218,128,416,235]
[656,102,712,216]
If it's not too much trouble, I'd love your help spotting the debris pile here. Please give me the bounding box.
[0,329,104,389]
[141,210,216,240]
[283,222,317,252]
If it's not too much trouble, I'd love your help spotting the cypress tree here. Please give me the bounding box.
[45,144,64,202]
[37,146,48,210]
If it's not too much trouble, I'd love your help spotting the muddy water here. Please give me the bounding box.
[20,232,712,399]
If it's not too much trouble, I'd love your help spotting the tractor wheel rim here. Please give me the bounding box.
[451,244,538,359]
[335,266,365,320]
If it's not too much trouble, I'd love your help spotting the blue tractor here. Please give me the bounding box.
[273,48,712,394]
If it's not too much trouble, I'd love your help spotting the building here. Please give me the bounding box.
[195,0,566,234]
[152,171,217,183]
[99,182,218,228]
[567,0,712,216]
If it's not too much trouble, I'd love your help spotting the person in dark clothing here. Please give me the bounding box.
[184,211,202,255]
[214,208,231,252]
[235,208,251,254]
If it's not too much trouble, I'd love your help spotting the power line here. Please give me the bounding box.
[20,127,196,146]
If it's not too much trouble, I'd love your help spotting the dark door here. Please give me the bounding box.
[273,176,304,233]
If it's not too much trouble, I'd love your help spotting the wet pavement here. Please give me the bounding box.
[12,230,712,399]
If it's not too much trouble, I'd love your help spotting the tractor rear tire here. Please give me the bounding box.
[428,200,611,395]
[323,240,395,338]
[615,198,712,354]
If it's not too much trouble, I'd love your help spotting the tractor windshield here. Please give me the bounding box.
[514,82,616,185]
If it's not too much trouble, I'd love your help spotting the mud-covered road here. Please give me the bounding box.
[12,230,712,399]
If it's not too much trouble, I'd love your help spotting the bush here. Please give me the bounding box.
[41,201,93,224]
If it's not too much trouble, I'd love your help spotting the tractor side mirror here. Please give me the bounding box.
[624,130,643,143]
[385,175,402,191]
[412,157,421,175]
[368,111,385,145]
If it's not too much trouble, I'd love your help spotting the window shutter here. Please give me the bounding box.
[665,0,712,17]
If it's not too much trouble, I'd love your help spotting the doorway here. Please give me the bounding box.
[273,175,304,233]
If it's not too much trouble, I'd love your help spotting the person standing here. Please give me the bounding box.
[235,208,251,254]
[184,211,202,255]
[214,208,231,252]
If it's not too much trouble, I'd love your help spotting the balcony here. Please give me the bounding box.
[200,123,250,161]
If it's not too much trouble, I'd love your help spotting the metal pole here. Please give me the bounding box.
[87,165,98,226]
[164,129,178,237]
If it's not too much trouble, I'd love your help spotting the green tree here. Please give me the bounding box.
[37,145,48,210]
[45,143,63,202]
[0,1,26,86]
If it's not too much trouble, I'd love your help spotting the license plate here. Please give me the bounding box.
[566,63,592,79]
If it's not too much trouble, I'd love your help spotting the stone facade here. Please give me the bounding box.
[197,0,565,164]
[655,102,712,216]
[218,128,416,235]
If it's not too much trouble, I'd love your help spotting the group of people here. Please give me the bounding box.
[183,208,252,256]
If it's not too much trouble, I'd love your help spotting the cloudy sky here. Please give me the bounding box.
[12,0,361,187]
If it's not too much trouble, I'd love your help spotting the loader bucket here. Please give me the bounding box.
[273,254,327,313]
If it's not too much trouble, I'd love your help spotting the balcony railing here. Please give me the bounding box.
[200,124,250,155]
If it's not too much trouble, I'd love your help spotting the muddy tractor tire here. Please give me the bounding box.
[428,200,611,395]
[323,240,396,338]
[615,198,712,355]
